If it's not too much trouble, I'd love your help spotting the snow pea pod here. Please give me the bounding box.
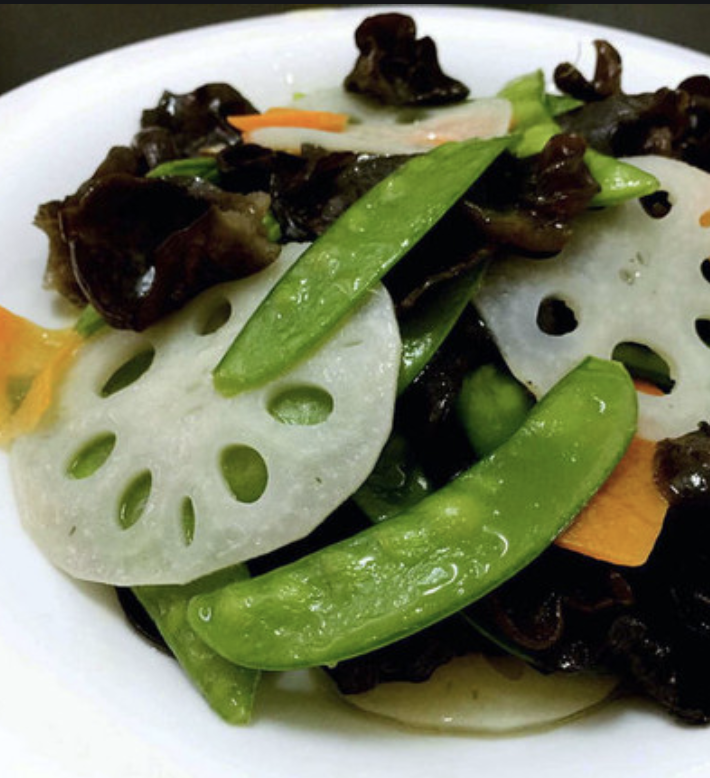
[397,263,487,394]
[212,135,511,396]
[456,363,535,459]
[134,565,260,725]
[353,432,434,524]
[188,356,636,670]
[499,70,659,207]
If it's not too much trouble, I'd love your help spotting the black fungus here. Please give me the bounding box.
[220,144,409,243]
[381,198,491,314]
[554,39,623,102]
[462,495,710,725]
[675,75,710,171]
[344,13,470,107]
[394,306,501,486]
[216,143,288,195]
[558,89,691,159]
[461,134,600,258]
[61,174,279,330]
[136,82,256,166]
[555,39,710,172]
[654,422,710,507]
[604,506,710,724]
[325,615,495,694]
[35,198,85,307]
[36,82,266,320]
[35,145,149,306]
[467,547,637,673]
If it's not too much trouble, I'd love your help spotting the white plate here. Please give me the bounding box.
[1,5,710,777]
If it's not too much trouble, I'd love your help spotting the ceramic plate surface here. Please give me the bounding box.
[1,6,710,777]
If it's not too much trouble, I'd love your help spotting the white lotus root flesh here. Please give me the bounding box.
[475,156,710,441]
[10,244,401,586]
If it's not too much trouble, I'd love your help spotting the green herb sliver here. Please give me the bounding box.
[145,157,220,184]
[212,135,512,397]
[188,357,636,671]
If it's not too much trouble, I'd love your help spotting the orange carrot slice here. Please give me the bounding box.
[555,436,667,567]
[0,306,82,448]
[228,107,349,142]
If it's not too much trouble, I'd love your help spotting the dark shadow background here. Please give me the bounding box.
[1,4,710,96]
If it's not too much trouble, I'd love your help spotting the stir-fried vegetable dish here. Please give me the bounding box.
[5,11,710,732]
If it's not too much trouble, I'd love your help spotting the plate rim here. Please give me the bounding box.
[3,4,710,105]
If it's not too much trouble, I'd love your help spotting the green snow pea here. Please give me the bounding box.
[212,135,511,396]
[187,356,636,670]
[397,263,487,393]
[353,432,434,524]
[457,348,672,462]
[133,565,260,725]
[546,92,584,117]
[358,365,533,533]
[499,70,659,207]
[456,363,535,459]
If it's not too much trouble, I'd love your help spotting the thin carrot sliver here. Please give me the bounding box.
[0,306,82,448]
[227,107,349,136]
